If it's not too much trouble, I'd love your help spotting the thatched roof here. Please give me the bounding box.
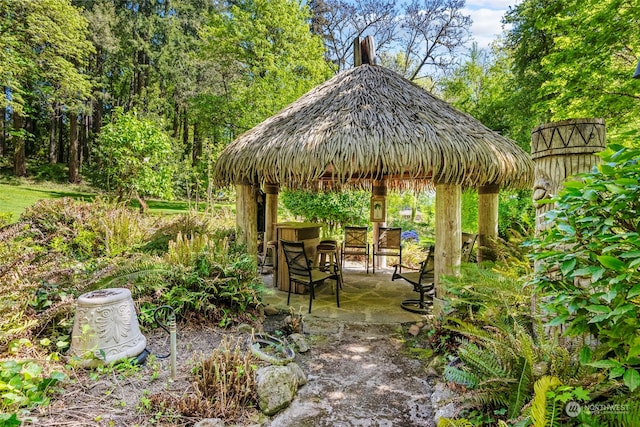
[213,64,533,191]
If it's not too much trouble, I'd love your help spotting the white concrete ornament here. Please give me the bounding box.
[71,288,146,367]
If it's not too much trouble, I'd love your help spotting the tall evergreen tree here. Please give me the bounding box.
[0,0,93,177]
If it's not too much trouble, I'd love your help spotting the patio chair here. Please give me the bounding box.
[341,226,370,273]
[280,240,341,313]
[372,227,402,273]
[392,246,435,314]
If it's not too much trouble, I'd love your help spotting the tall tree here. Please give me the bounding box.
[438,44,531,147]
[0,0,93,176]
[503,0,640,134]
[309,0,398,72]
[81,0,119,139]
[398,0,471,84]
[309,0,470,84]
[198,0,333,137]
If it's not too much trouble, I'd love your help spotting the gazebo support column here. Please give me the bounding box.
[434,183,461,314]
[264,183,279,243]
[235,183,258,263]
[477,184,499,263]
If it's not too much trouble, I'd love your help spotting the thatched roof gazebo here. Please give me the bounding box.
[214,65,530,191]
[214,37,533,300]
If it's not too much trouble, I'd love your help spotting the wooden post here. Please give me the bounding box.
[353,38,362,67]
[371,180,387,267]
[477,184,499,263]
[434,183,461,314]
[353,35,376,67]
[531,118,606,234]
[235,183,258,263]
[264,183,279,243]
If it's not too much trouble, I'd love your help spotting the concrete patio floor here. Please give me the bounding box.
[260,263,428,324]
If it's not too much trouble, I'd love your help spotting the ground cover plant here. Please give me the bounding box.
[0,197,264,424]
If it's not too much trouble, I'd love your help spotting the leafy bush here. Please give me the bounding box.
[19,196,146,259]
[105,225,262,326]
[498,189,535,239]
[438,265,602,425]
[141,210,235,254]
[529,143,640,392]
[0,360,66,413]
[280,190,370,234]
[92,109,178,207]
[438,142,640,425]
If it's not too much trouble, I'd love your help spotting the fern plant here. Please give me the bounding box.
[529,376,562,427]
[440,262,602,423]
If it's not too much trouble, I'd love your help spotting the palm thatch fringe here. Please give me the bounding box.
[213,64,533,191]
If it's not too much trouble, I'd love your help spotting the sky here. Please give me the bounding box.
[463,0,520,49]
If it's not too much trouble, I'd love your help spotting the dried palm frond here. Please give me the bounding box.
[213,64,533,192]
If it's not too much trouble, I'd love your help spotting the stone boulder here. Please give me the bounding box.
[288,333,310,353]
[256,363,307,416]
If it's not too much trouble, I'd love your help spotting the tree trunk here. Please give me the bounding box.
[182,108,189,151]
[57,111,65,163]
[49,103,58,164]
[68,113,79,183]
[136,193,149,213]
[13,113,26,177]
[92,97,103,137]
[192,122,202,164]
[0,104,5,157]
[172,103,180,138]
[81,110,89,167]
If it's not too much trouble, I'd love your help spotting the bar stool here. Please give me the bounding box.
[260,240,278,275]
[316,239,343,289]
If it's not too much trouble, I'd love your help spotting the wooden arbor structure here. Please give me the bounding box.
[213,38,534,302]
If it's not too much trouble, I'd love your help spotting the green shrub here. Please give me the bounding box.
[436,264,606,425]
[281,190,370,233]
[0,360,66,413]
[529,142,640,392]
[105,226,262,325]
[92,109,178,204]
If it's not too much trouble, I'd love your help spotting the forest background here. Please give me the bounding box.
[0,0,639,222]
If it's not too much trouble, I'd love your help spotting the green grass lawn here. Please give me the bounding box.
[0,179,233,223]
[0,181,96,223]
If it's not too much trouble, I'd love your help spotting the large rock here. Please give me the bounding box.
[256,363,306,415]
[431,382,460,422]
[288,333,309,353]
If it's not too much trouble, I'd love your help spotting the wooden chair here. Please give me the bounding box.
[392,246,435,314]
[341,226,370,273]
[280,240,340,313]
[372,227,402,273]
